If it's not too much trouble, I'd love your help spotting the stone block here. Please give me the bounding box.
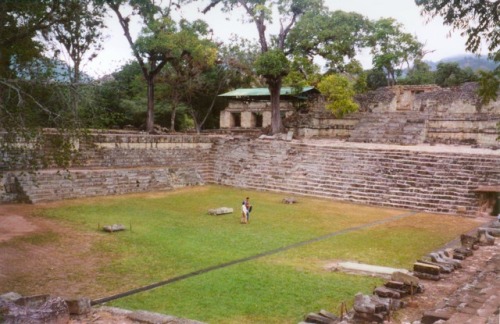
[413,262,440,276]
[103,224,126,232]
[374,286,401,299]
[391,271,420,287]
[207,207,234,215]
[421,310,452,324]
[304,312,336,324]
[65,297,91,315]
[413,271,441,281]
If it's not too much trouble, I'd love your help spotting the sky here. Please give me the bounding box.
[81,0,480,78]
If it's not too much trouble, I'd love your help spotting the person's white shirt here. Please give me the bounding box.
[242,203,248,214]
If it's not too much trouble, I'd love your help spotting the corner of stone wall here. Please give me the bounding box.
[0,173,31,204]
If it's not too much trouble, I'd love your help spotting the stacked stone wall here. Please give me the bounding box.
[2,134,499,216]
[0,134,217,203]
[212,139,500,215]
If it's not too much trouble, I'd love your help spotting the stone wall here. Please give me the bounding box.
[2,134,499,216]
[212,138,500,216]
[290,83,500,147]
[0,134,216,203]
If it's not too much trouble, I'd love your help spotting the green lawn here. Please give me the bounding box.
[37,185,480,323]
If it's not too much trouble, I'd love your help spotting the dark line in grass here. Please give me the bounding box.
[91,210,419,305]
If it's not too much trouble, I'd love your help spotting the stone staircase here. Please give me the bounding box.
[212,140,500,215]
[348,112,428,145]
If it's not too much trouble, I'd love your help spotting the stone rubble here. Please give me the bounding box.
[301,221,499,324]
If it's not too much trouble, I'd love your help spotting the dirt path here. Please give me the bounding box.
[0,204,108,298]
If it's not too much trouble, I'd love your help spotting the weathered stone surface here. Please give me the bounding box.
[207,207,234,215]
[318,309,339,321]
[65,297,91,315]
[374,286,401,299]
[413,271,441,281]
[414,262,441,276]
[421,310,452,324]
[281,197,297,204]
[0,295,69,324]
[477,228,495,245]
[418,259,453,274]
[0,292,22,303]
[103,224,126,232]
[461,234,479,249]
[304,312,335,324]
[454,247,473,257]
[391,271,420,287]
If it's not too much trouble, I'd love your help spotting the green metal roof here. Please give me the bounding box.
[218,86,316,97]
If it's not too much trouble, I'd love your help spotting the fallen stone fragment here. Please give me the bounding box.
[374,286,401,299]
[477,228,496,245]
[318,309,339,321]
[304,312,336,324]
[418,259,453,274]
[436,251,462,268]
[421,310,452,324]
[413,262,441,276]
[460,234,478,249]
[282,197,297,204]
[103,224,126,232]
[453,247,473,257]
[391,271,420,287]
[65,297,91,315]
[207,207,233,215]
[413,271,441,281]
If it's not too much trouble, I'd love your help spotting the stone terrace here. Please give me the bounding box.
[1,135,499,216]
[213,138,500,215]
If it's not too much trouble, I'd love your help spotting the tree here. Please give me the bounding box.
[399,59,435,85]
[317,74,358,118]
[183,40,259,132]
[365,69,388,90]
[203,0,324,134]
[50,0,106,120]
[0,1,66,79]
[415,0,499,59]
[434,62,477,87]
[106,0,190,133]
[287,10,371,73]
[156,19,217,132]
[0,1,97,172]
[369,18,424,86]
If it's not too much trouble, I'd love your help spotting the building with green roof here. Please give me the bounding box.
[218,87,319,129]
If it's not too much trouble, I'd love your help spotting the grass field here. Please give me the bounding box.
[35,185,481,323]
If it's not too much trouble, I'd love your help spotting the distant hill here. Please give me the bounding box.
[425,54,498,71]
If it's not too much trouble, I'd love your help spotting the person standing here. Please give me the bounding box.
[241,201,248,224]
[245,197,252,223]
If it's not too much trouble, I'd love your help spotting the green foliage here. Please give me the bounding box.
[435,62,477,87]
[365,69,388,90]
[318,74,359,118]
[370,18,424,86]
[477,70,500,106]
[415,0,499,57]
[288,10,370,72]
[399,59,435,85]
[254,49,290,80]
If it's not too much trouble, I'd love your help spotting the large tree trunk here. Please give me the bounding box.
[146,77,155,133]
[268,77,282,135]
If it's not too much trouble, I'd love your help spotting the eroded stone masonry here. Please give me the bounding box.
[1,132,499,217]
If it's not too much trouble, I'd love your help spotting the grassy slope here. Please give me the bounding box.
[37,185,480,323]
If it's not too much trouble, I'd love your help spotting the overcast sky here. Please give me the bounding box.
[81,0,480,78]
